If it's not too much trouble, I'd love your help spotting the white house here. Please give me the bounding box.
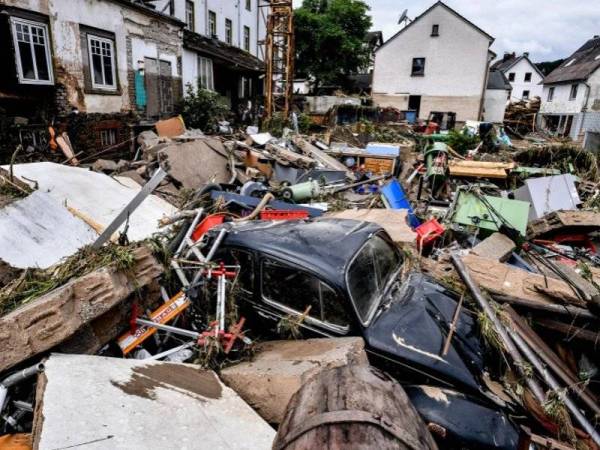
[491,52,543,101]
[538,36,600,149]
[148,0,267,109]
[483,69,511,123]
[371,1,494,124]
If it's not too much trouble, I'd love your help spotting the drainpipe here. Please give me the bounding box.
[237,0,242,48]
[578,81,592,140]
[0,363,45,414]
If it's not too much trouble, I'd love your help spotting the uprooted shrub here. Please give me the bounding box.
[181,84,229,132]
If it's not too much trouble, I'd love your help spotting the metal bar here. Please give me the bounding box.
[510,330,600,445]
[92,167,167,249]
[136,318,199,339]
[450,253,546,403]
[146,341,196,361]
[442,292,464,356]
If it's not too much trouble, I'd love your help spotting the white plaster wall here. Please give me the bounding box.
[540,82,587,114]
[504,58,543,100]
[373,5,490,97]
[483,89,509,123]
[585,67,600,111]
[163,0,266,59]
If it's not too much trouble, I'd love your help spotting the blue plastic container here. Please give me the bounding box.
[381,179,420,228]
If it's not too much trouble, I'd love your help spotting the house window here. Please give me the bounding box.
[569,84,578,100]
[99,128,117,147]
[87,35,117,90]
[10,17,53,85]
[547,87,554,102]
[246,0,252,11]
[431,24,439,36]
[185,1,195,31]
[198,56,214,91]
[225,19,232,44]
[208,10,217,37]
[508,72,515,82]
[522,90,530,100]
[411,57,425,76]
[524,72,532,82]
[243,26,250,51]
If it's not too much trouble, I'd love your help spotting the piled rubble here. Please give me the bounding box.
[0,112,599,450]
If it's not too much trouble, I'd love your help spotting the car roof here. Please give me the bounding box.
[215,218,383,288]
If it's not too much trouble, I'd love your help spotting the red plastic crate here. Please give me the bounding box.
[415,218,445,249]
[191,213,226,241]
[260,210,309,221]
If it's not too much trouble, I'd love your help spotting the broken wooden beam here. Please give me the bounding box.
[292,136,356,180]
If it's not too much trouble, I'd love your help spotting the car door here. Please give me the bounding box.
[257,255,354,339]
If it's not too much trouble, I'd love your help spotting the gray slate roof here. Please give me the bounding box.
[543,37,600,84]
[487,70,512,90]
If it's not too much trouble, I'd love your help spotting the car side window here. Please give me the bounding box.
[214,248,254,293]
[262,258,350,329]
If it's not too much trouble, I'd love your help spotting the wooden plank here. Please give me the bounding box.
[265,143,317,169]
[448,160,514,179]
[292,137,356,180]
[527,210,600,238]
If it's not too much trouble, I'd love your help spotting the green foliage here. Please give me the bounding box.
[181,84,229,132]
[446,130,481,155]
[295,0,372,91]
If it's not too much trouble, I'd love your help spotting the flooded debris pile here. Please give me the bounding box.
[0,113,599,450]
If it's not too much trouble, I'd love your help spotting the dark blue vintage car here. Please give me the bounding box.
[206,218,519,450]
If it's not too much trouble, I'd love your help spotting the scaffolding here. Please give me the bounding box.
[261,0,294,120]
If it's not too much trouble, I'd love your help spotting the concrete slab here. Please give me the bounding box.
[326,209,416,244]
[471,232,516,262]
[0,191,97,268]
[4,162,177,242]
[34,354,275,450]
[220,337,368,424]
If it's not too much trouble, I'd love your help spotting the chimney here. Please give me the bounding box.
[594,35,600,39]
[523,52,529,58]
[502,52,512,62]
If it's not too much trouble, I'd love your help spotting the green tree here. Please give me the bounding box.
[295,0,372,92]
[181,84,229,132]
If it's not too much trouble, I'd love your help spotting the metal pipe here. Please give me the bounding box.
[0,363,44,413]
[510,330,600,445]
[146,341,196,361]
[136,318,200,339]
[450,254,546,403]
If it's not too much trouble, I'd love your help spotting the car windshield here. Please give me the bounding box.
[347,234,402,324]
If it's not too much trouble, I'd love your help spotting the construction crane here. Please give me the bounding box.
[261,0,294,121]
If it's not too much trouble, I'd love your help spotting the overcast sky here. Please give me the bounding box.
[292,0,599,62]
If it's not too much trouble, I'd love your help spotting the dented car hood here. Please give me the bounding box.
[363,273,485,394]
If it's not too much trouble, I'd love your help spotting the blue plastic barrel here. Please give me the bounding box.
[381,179,420,228]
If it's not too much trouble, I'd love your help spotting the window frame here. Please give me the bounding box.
[411,57,425,76]
[185,0,195,32]
[431,24,439,37]
[208,10,217,37]
[225,18,233,45]
[99,128,117,147]
[508,72,515,82]
[87,34,117,91]
[569,84,578,101]
[243,26,251,51]
[547,87,554,102]
[522,90,530,100]
[524,72,532,82]
[260,256,351,334]
[197,56,214,91]
[10,17,54,85]
[246,0,252,11]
